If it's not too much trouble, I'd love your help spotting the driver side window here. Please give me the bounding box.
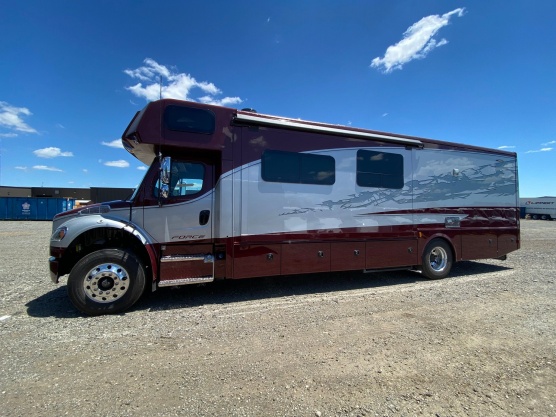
[170,161,205,196]
[154,160,205,198]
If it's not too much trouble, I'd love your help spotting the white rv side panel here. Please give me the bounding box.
[235,147,517,238]
[239,148,414,237]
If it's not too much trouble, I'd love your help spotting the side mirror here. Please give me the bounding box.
[159,157,171,200]
[161,157,171,185]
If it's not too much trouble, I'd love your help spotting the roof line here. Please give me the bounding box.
[234,113,423,147]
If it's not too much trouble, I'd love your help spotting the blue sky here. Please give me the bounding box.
[1,1,554,197]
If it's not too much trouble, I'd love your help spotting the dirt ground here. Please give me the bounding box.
[0,220,555,416]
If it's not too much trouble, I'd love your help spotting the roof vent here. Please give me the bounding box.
[241,108,257,113]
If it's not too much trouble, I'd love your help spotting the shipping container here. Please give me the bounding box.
[0,197,75,220]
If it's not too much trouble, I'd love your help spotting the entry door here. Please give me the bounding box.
[143,159,215,284]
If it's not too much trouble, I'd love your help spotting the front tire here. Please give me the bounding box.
[67,249,146,315]
[421,239,453,280]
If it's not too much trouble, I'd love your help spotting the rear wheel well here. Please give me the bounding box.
[59,227,152,281]
[420,236,456,262]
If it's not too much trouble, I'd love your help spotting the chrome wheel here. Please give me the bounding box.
[83,262,130,303]
[429,246,448,273]
[421,239,453,280]
[68,249,146,315]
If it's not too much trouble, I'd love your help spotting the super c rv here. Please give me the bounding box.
[49,99,520,315]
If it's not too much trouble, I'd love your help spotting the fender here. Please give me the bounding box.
[50,214,159,284]
[417,231,459,261]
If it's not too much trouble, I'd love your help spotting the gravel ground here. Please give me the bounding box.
[0,220,555,417]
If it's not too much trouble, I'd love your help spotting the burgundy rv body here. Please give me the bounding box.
[49,99,520,315]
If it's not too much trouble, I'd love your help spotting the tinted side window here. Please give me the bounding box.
[164,105,215,134]
[357,150,404,189]
[262,150,335,185]
[170,162,205,196]
[154,161,205,198]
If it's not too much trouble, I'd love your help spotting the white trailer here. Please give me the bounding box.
[520,197,556,220]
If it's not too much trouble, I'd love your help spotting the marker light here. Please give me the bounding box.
[51,226,68,241]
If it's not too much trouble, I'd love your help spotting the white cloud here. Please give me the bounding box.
[525,147,552,154]
[137,166,147,171]
[33,165,63,172]
[542,140,556,146]
[15,166,28,171]
[124,58,242,106]
[371,8,465,73]
[83,169,88,174]
[104,160,130,168]
[0,133,17,138]
[0,101,38,134]
[198,95,242,107]
[102,139,124,149]
[498,145,516,149]
[33,147,73,158]
[124,57,171,81]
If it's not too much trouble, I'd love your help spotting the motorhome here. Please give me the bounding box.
[49,99,520,315]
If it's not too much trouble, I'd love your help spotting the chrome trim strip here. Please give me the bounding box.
[161,254,207,263]
[158,276,214,287]
[234,113,423,147]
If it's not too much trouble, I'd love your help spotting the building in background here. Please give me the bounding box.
[0,186,32,198]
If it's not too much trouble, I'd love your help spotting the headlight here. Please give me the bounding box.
[51,226,68,241]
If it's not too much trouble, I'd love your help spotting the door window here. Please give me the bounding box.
[154,161,205,198]
[170,162,204,196]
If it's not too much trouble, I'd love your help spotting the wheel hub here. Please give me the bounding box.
[83,263,130,303]
[429,247,448,272]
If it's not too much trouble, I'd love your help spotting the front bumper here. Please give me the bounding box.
[49,246,66,284]
[49,256,60,284]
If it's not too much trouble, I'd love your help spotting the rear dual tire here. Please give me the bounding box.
[67,248,146,315]
[421,239,453,280]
